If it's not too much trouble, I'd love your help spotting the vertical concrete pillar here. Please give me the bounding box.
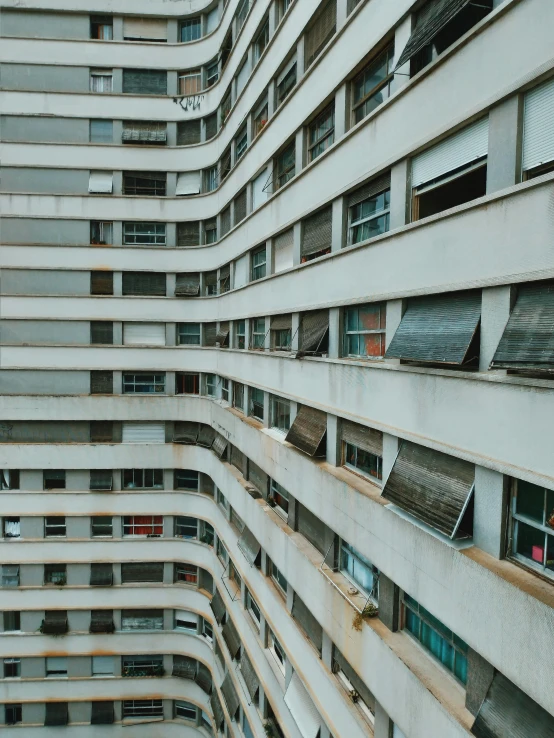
[166,222,177,248]
[264,317,271,351]
[263,392,271,428]
[112,371,123,395]
[328,306,341,359]
[112,17,124,41]
[334,83,348,139]
[113,322,122,345]
[382,432,399,485]
[295,128,305,174]
[291,313,300,351]
[389,159,410,229]
[331,196,346,252]
[326,415,340,466]
[166,171,178,198]
[112,170,123,196]
[268,0,278,35]
[487,95,522,194]
[336,0,348,31]
[473,466,509,559]
[292,222,302,266]
[267,80,276,118]
[166,19,179,43]
[385,299,406,352]
[113,272,122,296]
[112,222,123,246]
[480,285,514,372]
[266,238,274,276]
[296,36,306,78]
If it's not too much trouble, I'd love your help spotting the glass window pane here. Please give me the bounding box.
[516,480,545,522]
[515,520,546,565]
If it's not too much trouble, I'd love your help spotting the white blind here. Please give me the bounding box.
[89,171,113,193]
[175,610,198,627]
[123,17,167,39]
[92,656,113,674]
[176,171,201,195]
[411,117,489,188]
[234,253,249,289]
[274,229,294,272]
[236,58,251,96]
[284,672,321,738]
[123,323,166,346]
[206,7,219,33]
[523,77,554,172]
[122,422,165,443]
[252,168,269,210]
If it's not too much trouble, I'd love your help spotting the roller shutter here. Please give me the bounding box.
[90,564,113,586]
[196,662,212,694]
[382,441,475,538]
[341,420,383,456]
[222,618,241,659]
[90,372,113,396]
[173,655,198,679]
[348,172,391,208]
[90,270,113,295]
[90,420,113,441]
[234,189,247,223]
[210,590,226,624]
[42,611,68,635]
[292,595,322,653]
[91,702,114,725]
[411,117,489,188]
[523,78,554,172]
[471,671,554,738]
[301,207,332,259]
[89,171,113,193]
[122,69,167,95]
[285,406,327,456]
[89,469,113,491]
[297,502,328,555]
[240,650,259,700]
[220,206,231,236]
[123,17,167,40]
[491,281,554,371]
[177,222,200,248]
[197,425,216,448]
[45,703,68,726]
[90,610,114,633]
[204,323,218,347]
[247,460,268,497]
[231,445,247,475]
[122,272,166,296]
[385,291,481,365]
[284,672,322,738]
[123,322,165,345]
[176,171,201,195]
[221,673,240,717]
[237,527,261,566]
[173,421,199,444]
[205,113,218,140]
[212,434,228,458]
[305,0,337,68]
[219,264,231,292]
[210,691,225,731]
[122,609,163,630]
[122,422,165,443]
[177,120,201,146]
[271,314,292,330]
[274,228,294,272]
[90,321,113,344]
[300,310,329,353]
[122,121,166,143]
[121,562,164,582]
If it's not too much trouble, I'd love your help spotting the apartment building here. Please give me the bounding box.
[0,0,553,735]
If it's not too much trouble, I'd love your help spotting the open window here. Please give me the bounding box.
[301,206,332,262]
[90,15,113,39]
[285,405,327,457]
[522,77,554,179]
[123,171,166,196]
[304,0,336,68]
[509,477,554,579]
[176,373,200,394]
[352,45,394,124]
[341,420,383,482]
[276,56,297,108]
[122,121,167,145]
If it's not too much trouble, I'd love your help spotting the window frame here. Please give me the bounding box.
[233,382,245,411]
[308,104,335,162]
[253,100,269,138]
[90,220,113,245]
[235,320,246,349]
[270,560,288,594]
[177,322,201,346]
[91,516,113,538]
[254,18,270,62]
[178,69,202,95]
[270,395,291,433]
[44,563,67,585]
[339,540,379,600]
[268,629,286,674]
[123,222,166,245]
[4,658,21,678]
[251,317,266,349]
[123,372,165,394]
[180,18,202,43]
[221,378,230,403]
[90,69,113,93]
[174,563,198,584]
[205,373,217,396]
[204,167,218,193]
[175,700,197,721]
[276,60,297,108]
[351,45,395,125]
[509,478,554,578]
[123,515,164,537]
[275,141,296,189]
[123,699,164,718]
[43,470,66,490]
[175,516,198,539]
[44,516,66,538]
[205,60,219,88]
[343,441,383,482]
[174,470,199,491]
[348,188,391,245]
[176,372,200,395]
[236,125,248,160]
[122,469,164,490]
[122,172,167,197]
[251,245,267,281]
[250,386,264,420]
[342,304,386,359]
[246,589,261,629]
[269,479,289,518]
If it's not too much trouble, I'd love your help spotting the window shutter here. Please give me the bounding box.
[89,469,113,491]
[122,121,167,143]
[292,595,323,654]
[91,702,114,725]
[177,120,201,146]
[385,291,481,365]
[197,424,216,448]
[91,321,113,345]
[199,568,214,593]
[219,264,230,292]
[204,323,217,347]
[411,117,489,188]
[177,222,200,248]
[297,502,328,556]
[90,563,113,586]
[382,441,475,538]
[302,206,332,258]
[45,703,69,726]
[305,0,337,68]
[90,610,115,633]
[240,650,259,700]
[396,0,475,68]
[90,420,113,442]
[210,691,225,731]
[210,590,226,624]
[285,406,327,457]
[173,421,199,444]
[89,171,113,193]
[122,69,167,95]
[122,272,166,296]
[90,271,113,295]
[121,562,164,582]
[205,113,218,140]
[341,420,383,457]
[176,171,201,195]
[216,322,230,346]
[247,460,268,498]
[222,618,241,659]
[234,189,248,224]
[123,17,167,40]
[523,78,554,172]
[221,206,231,236]
[300,310,329,353]
[122,422,165,443]
[231,445,247,476]
[212,434,228,458]
[491,281,554,371]
[196,662,212,694]
[122,609,163,629]
[237,527,261,566]
[347,172,391,208]
[173,655,198,679]
[284,672,322,738]
[123,322,166,345]
[274,228,294,272]
[42,611,68,635]
[221,673,240,717]
[90,371,113,395]
[271,314,292,330]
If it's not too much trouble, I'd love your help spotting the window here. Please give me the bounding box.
[220,146,232,181]
[123,222,166,245]
[91,516,112,537]
[0,470,19,490]
[229,560,243,592]
[176,373,200,394]
[44,563,66,585]
[202,619,213,641]
[123,172,166,196]
[200,521,215,546]
[270,479,289,517]
[2,566,19,587]
[235,0,249,31]
[43,470,65,490]
[221,378,230,402]
[251,245,267,281]
[217,488,229,511]
[510,479,554,578]
[91,16,113,39]
[174,610,198,631]
[4,704,22,725]
[254,100,269,138]
[251,317,266,349]
[221,91,232,126]
[352,46,394,124]
[180,18,201,42]
[174,470,199,490]
[45,516,66,537]
[90,220,113,245]
[275,142,295,190]
[403,594,468,683]
[308,105,335,162]
[3,612,20,631]
[233,382,245,411]
[219,265,231,293]
[270,560,288,593]
[175,516,198,539]
[204,167,218,193]
[413,160,487,220]
[276,60,297,107]
[206,60,219,88]
[123,516,163,536]
[90,69,113,93]
[123,700,163,718]
[348,187,390,244]
[271,396,290,432]
[122,469,164,490]
[175,563,198,584]
[4,659,20,678]
[254,19,270,62]
[205,373,217,396]
[236,125,248,160]
[250,387,264,420]
[217,538,229,565]
[123,120,167,145]
[175,701,197,720]
[46,657,67,677]
[122,655,163,677]
[92,656,113,675]
[179,69,202,95]
[235,321,246,349]
[123,373,165,394]
[340,541,379,598]
[3,518,20,539]
[268,629,286,673]
[177,323,201,346]
[122,610,163,631]
[246,589,261,628]
[230,508,245,533]
[279,0,294,20]
[90,119,113,143]
[243,714,255,738]
[344,441,382,480]
[343,304,386,358]
[272,328,291,351]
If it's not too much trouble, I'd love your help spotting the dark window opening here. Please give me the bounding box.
[414,163,487,220]
[176,373,200,394]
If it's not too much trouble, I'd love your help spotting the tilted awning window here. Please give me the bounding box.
[491,281,554,372]
[300,310,329,353]
[301,206,332,259]
[341,420,383,457]
[42,611,68,635]
[195,662,212,694]
[382,441,475,538]
[197,425,216,448]
[121,562,164,583]
[471,671,554,738]
[90,563,113,586]
[210,590,226,624]
[173,655,198,680]
[240,650,259,701]
[173,421,199,444]
[222,618,241,659]
[237,527,261,566]
[89,470,113,491]
[221,673,240,718]
[212,434,228,459]
[175,273,200,297]
[91,702,114,725]
[285,406,327,456]
[247,460,268,497]
[284,672,322,738]
[292,594,323,654]
[90,610,114,633]
[216,323,230,346]
[210,691,225,731]
[385,291,481,365]
[45,702,69,726]
[347,172,391,208]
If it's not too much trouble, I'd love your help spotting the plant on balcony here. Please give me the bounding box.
[352,601,379,631]
[263,721,278,738]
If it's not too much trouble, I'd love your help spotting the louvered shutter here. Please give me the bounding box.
[122,272,166,296]
[240,650,259,700]
[89,171,113,193]
[248,460,268,497]
[90,371,113,395]
[292,595,323,654]
[221,673,240,717]
[210,691,225,731]
[204,323,217,346]
[210,591,226,624]
[90,563,113,586]
[252,167,270,210]
[271,314,292,330]
[45,703,68,726]
[297,502,328,555]
[173,421,199,444]
[216,322,230,346]
[205,113,218,140]
[385,291,481,365]
[333,648,375,712]
[90,470,113,491]
[234,189,247,223]
[173,655,198,679]
[90,610,114,633]
[90,271,113,295]
[231,445,247,476]
[471,671,554,738]
[523,78,554,172]
[237,527,261,566]
[177,120,201,146]
[274,228,294,272]
[122,69,167,95]
[286,406,327,457]
[122,423,165,443]
[284,672,322,738]
[347,172,391,208]
[176,171,201,195]
[123,18,167,40]
[42,611,68,635]
[91,321,113,344]
[122,121,167,143]
[91,702,114,725]
[196,662,212,694]
[212,434,228,458]
[305,0,337,68]
[396,0,474,68]
[411,117,489,188]
[302,207,332,258]
[491,281,554,371]
[220,206,231,236]
[177,222,200,248]
[341,420,383,456]
[122,609,163,629]
[300,311,329,353]
[382,441,475,538]
[121,562,164,582]
[123,322,166,345]
[197,424,216,448]
[222,618,241,659]
[90,420,113,442]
